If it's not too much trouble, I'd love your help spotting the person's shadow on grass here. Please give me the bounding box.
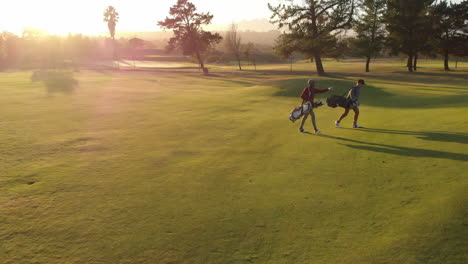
[317,133,468,162]
[347,127,468,145]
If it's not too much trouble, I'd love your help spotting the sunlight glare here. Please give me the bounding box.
[0,0,283,36]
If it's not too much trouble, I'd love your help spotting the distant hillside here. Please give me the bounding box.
[107,18,282,46]
[112,31,173,41]
[112,29,282,47]
[206,18,279,32]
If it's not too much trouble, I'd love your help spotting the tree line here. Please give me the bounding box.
[0,31,160,70]
[270,0,468,74]
[0,0,467,74]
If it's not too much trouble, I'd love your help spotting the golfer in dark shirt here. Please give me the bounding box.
[335,79,365,128]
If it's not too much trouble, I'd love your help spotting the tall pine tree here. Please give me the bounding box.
[269,0,356,75]
[353,0,386,72]
[385,0,434,72]
[158,0,222,74]
[432,0,468,71]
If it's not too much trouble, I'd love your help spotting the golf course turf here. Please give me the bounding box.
[1,59,467,263]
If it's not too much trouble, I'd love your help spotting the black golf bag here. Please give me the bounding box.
[326,87,355,108]
[326,95,349,108]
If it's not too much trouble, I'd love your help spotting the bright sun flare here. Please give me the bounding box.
[1,1,108,35]
[1,0,284,36]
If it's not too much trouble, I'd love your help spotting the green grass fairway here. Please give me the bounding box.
[1,60,467,264]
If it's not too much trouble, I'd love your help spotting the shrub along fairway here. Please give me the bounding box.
[1,60,467,264]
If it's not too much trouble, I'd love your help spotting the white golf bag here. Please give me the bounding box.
[289,101,323,122]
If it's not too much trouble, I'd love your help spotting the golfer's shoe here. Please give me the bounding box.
[335,121,341,128]
[353,124,363,128]
[299,128,308,133]
[314,129,321,134]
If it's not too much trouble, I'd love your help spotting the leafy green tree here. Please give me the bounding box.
[452,20,468,67]
[41,36,64,69]
[65,34,94,67]
[0,34,5,69]
[103,6,119,40]
[158,0,222,74]
[273,33,297,71]
[353,0,386,72]
[432,0,468,71]
[385,0,434,72]
[243,42,258,70]
[269,0,356,75]
[225,23,242,70]
[128,38,145,68]
[328,37,349,62]
[411,9,436,71]
[2,32,19,68]
[452,37,468,68]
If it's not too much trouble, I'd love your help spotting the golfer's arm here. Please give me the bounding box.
[315,88,329,94]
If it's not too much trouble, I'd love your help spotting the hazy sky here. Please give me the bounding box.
[0,0,283,35]
[1,0,464,35]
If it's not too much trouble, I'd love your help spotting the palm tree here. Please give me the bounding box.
[103,6,119,40]
[103,6,119,65]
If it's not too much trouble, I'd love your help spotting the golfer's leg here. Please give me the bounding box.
[299,113,309,130]
[337,108,350,123]
[310,110,318,131]
[353,108,360,125]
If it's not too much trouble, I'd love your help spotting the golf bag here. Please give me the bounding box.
[289,101,323,122]
[326,95,349,108]
[326,87,354,108]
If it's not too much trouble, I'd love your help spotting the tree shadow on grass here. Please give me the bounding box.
[370,81,468,91]
[272,77,468,108]
[352,128,468,145]
[328,72,468,91]
[392,70,468,80]
[327,70,468,83]
[185,72,258,87]
[317,134,468,162]
[31,70,78,94]
[261,69,316,76]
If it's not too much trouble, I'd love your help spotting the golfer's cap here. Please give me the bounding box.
[308,79,315,84]
[358,79,365,85]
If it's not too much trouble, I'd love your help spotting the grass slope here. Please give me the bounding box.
[0,60,467,264]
